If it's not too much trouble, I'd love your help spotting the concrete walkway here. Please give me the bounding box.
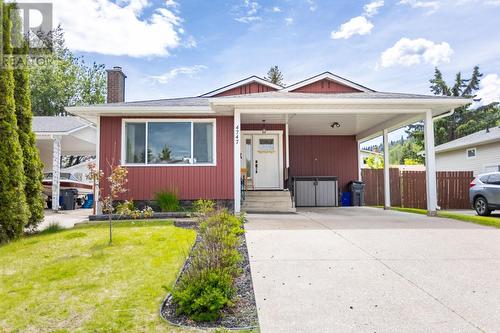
[245,207,500,333]
[38,209,91,230]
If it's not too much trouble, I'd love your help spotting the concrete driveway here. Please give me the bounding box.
[245,207,500,333]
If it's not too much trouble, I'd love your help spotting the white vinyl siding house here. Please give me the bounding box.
[435,127,500,176]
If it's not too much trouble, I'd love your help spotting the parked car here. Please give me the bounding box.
[469,172,500,216]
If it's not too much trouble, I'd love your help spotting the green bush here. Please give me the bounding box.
[116,200,135,215]
[173,269,234,322]
[192,199,215,221]
[155,190,180,212]
[171,209,244,322]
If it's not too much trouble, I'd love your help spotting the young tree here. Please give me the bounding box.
[0,2,29,243]
[12,9,45,230]
[101,163,128,245]
[266,65,284,86]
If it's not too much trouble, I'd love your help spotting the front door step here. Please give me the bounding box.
[243,191,296,214]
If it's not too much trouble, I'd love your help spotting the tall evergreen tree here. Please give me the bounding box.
[0,1,29,243]
[266,66,284,86]
[12,7,45,229]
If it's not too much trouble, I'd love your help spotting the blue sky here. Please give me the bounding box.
[43,0,500,103]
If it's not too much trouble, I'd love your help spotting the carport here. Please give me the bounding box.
[211,89,470,215]
[34,117,96,211]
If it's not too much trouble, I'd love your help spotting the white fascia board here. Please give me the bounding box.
[282,72,374,92]
[211,97,470,108]
[201,76,283,97]
[435,137,500,153]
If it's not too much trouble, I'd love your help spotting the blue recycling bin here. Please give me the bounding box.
[341,192,352,206]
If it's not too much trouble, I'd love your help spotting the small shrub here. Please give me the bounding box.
[142,206,154,219]
[116,200,135,216]
[171,209,244,322]
[155,190,180,212]
[192,199,215,221]
[173,269,235,322]
[130,209,142,220]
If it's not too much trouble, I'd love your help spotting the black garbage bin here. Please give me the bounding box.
[60,189,77,210]
[349,181,365,206]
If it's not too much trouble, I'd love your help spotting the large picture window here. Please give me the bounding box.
[123,119,216,165]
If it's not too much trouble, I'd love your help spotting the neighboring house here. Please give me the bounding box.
[34,116,96,209]
[435,127,500,176]
[360,149,382,168]
[68,68,468,214]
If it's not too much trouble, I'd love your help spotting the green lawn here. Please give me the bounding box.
[388,207,500,228]
[0,221,197,333]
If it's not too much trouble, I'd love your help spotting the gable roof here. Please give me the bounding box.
[33,116,93,134]
[435,126,500,153]
[282,72,374,93]
[200,75,284,97]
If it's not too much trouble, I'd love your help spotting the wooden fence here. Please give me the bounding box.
[361,169,474,209]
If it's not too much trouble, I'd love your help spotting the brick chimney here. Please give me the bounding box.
[106,66,127,103]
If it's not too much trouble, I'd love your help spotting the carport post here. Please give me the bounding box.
[52,135,62,212]
[357,141,362,181]
[424,110,438,216]
[383,129,391,210]
[234,109,241,214]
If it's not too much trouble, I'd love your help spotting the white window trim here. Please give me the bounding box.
[466,147,477,159]
[121,118,217,167]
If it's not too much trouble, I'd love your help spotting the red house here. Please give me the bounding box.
[69,68,468,215]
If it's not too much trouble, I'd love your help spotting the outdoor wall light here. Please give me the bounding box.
[262,120,266,134]
[330,122,341,128]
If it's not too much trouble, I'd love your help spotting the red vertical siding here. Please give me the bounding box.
[289,136,358,191]
[291,79,361,93]
[99,116,234,200]
[214,82,278,97]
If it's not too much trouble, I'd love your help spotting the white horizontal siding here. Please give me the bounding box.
[436,141,500,176]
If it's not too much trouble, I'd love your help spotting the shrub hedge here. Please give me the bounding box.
[172,209,244,322]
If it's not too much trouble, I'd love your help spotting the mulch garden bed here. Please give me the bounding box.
[160,227,259,330]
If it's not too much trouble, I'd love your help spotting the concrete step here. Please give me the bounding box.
[243,207,297,214]
[244,197,292,204]
[243,201,293,209]
[245,191,291,197]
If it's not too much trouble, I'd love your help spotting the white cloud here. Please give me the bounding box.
[379,38,453,68]
[471,74,500,108]
[364,0,384,17]
[272,6,281,12]
[331,16,374,39]
[39,0,183,57]
[330,1,383,40]
[457,0,500,5]
[285,17,294,26]
[234,0,262,23]
[398,0,440,13]
[307,0,317,11]
[149,65,208,84]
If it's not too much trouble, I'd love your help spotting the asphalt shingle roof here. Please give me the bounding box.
[33,116,91,133]
[435,126,500,152]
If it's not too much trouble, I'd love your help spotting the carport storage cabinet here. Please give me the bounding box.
[294,177,339,207]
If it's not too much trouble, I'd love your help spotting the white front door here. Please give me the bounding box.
[253,134,280,189]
